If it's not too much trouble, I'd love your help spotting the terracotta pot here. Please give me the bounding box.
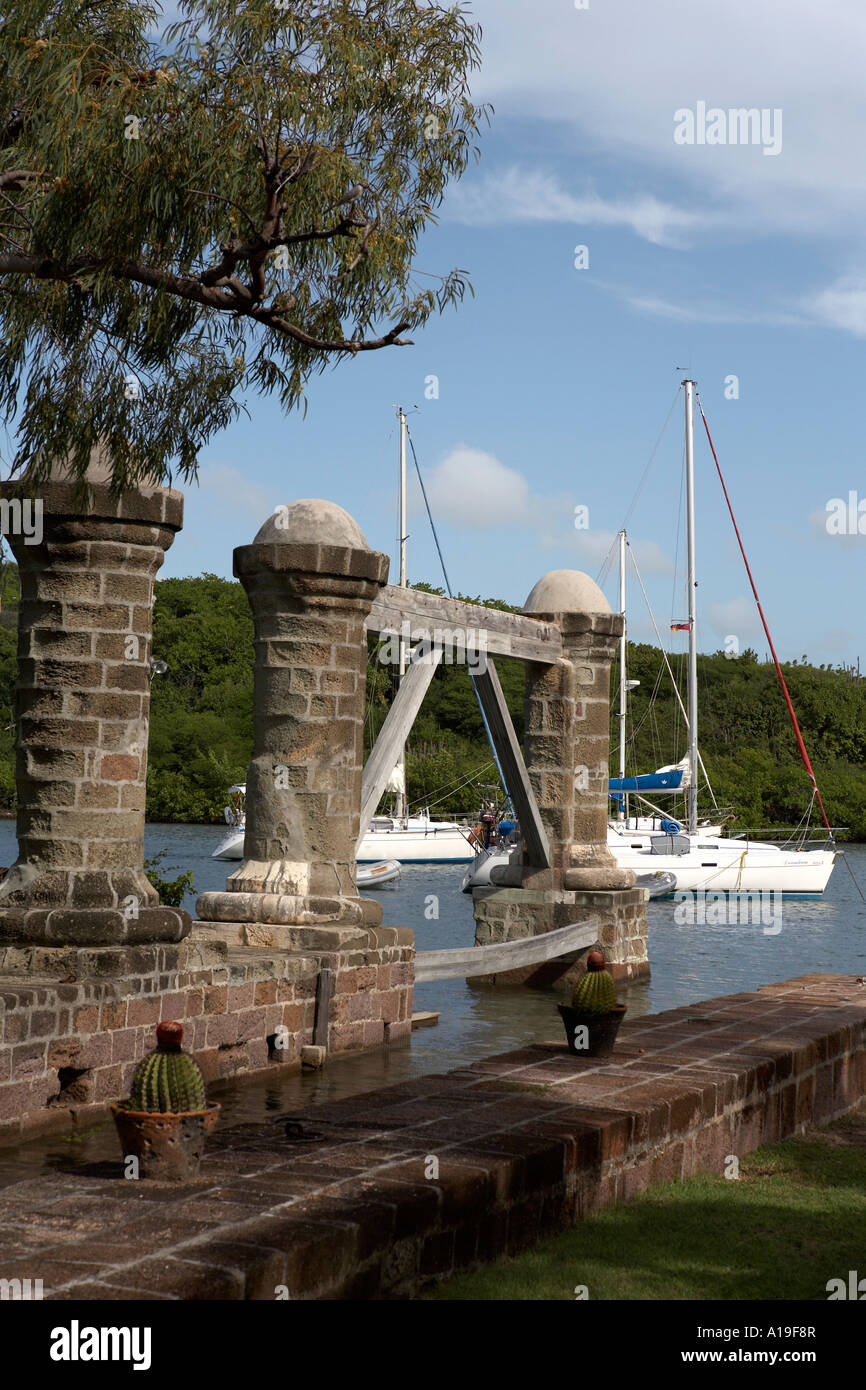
[111,1102,220,1181]
[558,1003,627,1058]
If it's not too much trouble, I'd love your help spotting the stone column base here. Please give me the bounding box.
[195,890,382,929]
[0,905,191,946]
[471,886,649,989]
[191,920,411,955]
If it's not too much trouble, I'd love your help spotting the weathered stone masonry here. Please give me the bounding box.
[0,485,414,1142]
[0,465,190,945]
[473,572,648,987]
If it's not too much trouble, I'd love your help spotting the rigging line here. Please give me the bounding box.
[596,388,681,587]
[696,394,831,833]
[406,760,496,810]
[628,541,718,810]
[406,425,454,599]
[840,847,866,904]
[405,423,511,812]
[408,763,499,817]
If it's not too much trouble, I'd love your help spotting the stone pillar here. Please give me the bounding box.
[0,453,190,945]
[197,500,389,935]
[472,569,648,986]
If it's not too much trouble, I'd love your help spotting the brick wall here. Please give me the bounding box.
[0,975,862,1301]
[0,933,413,1145]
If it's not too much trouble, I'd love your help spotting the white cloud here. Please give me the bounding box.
[423,446,531,527]
[423,445,673,582]
[467,0,866,242]
[623,276,866,339]
[447,168,705,248]
[704,596,761,642]
[624,293,803,328]
[802,278,866,337]
[198,463,273,519]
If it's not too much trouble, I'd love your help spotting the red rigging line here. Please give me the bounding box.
[696,395,832,833]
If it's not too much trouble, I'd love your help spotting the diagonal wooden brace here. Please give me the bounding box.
[473,659,551,868]
[358,644,444,844]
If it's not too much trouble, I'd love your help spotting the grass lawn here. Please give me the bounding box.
[423,1104,866,1301]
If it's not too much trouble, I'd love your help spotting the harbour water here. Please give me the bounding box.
[0,822,863,1180]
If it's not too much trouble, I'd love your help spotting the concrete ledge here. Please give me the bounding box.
[0,974,863,1299]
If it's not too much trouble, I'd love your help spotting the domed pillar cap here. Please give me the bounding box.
[254,499,372,548]
[523,569,611,615]
[239,499,388,585]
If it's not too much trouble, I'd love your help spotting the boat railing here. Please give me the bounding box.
[724,826,844,850]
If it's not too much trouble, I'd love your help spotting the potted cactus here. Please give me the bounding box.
[112,1021,219,1181]
[558,950,627,1057]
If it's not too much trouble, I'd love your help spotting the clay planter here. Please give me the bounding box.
[558,1003,627,1058]
[112,1102,220,1181]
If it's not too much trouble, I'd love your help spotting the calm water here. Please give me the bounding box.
[0,822,864,1179]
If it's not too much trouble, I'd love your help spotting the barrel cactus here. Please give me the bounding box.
[571,950,618,1015]
[129,1021,206,1113]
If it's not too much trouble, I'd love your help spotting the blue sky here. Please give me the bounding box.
[162,0,866,665]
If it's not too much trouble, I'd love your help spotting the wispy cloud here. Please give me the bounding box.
[802,277,866,337]
[423,444,673,579]
[198,463,273,520]
[446,167,707,248]
[623,292,804,327]
[705,596,761,642]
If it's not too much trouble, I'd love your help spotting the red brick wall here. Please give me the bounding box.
[0,936,413,1144]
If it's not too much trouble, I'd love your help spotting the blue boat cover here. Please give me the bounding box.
[608,769,685,794]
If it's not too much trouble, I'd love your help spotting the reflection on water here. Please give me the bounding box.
[0,822,864,1179]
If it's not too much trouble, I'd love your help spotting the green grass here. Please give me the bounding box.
[423,1107,866,1301]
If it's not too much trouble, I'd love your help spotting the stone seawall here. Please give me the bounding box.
[0,973,862,1299]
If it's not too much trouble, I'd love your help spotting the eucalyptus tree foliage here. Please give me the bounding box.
[0,0,487,488]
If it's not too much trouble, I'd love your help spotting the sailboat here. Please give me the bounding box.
[464,380,836,897]
[609,526,723,840]
[605,379,836,897]
[211,784,403,882]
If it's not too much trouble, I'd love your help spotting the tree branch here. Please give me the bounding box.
[0,170,44,192]
[0,251,413,352]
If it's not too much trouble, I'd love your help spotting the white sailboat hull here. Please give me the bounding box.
[357,817,474,863]
[608,838,835,897]
[213,818,473,864]
[461,832,835,897]
[212,827,244,860]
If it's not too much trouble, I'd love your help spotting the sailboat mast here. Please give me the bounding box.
[683,379,699,834]
[618,529,627,822]
[395,407,408,821]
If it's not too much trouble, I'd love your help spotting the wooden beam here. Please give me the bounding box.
[473,658,551,868]
[313,967,335,1048]
[366,585,561,665]
[358,644,443,842]
[415,918,599,982]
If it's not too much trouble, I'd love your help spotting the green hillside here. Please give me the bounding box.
[0,566,860,836]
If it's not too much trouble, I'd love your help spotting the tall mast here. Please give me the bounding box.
[617,529,627,821]
[683,379,699,834]
[395,407,408,822]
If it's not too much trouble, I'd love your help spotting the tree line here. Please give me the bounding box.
[0,565,861,837]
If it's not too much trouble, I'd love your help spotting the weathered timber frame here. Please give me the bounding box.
[362,586,558,865]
